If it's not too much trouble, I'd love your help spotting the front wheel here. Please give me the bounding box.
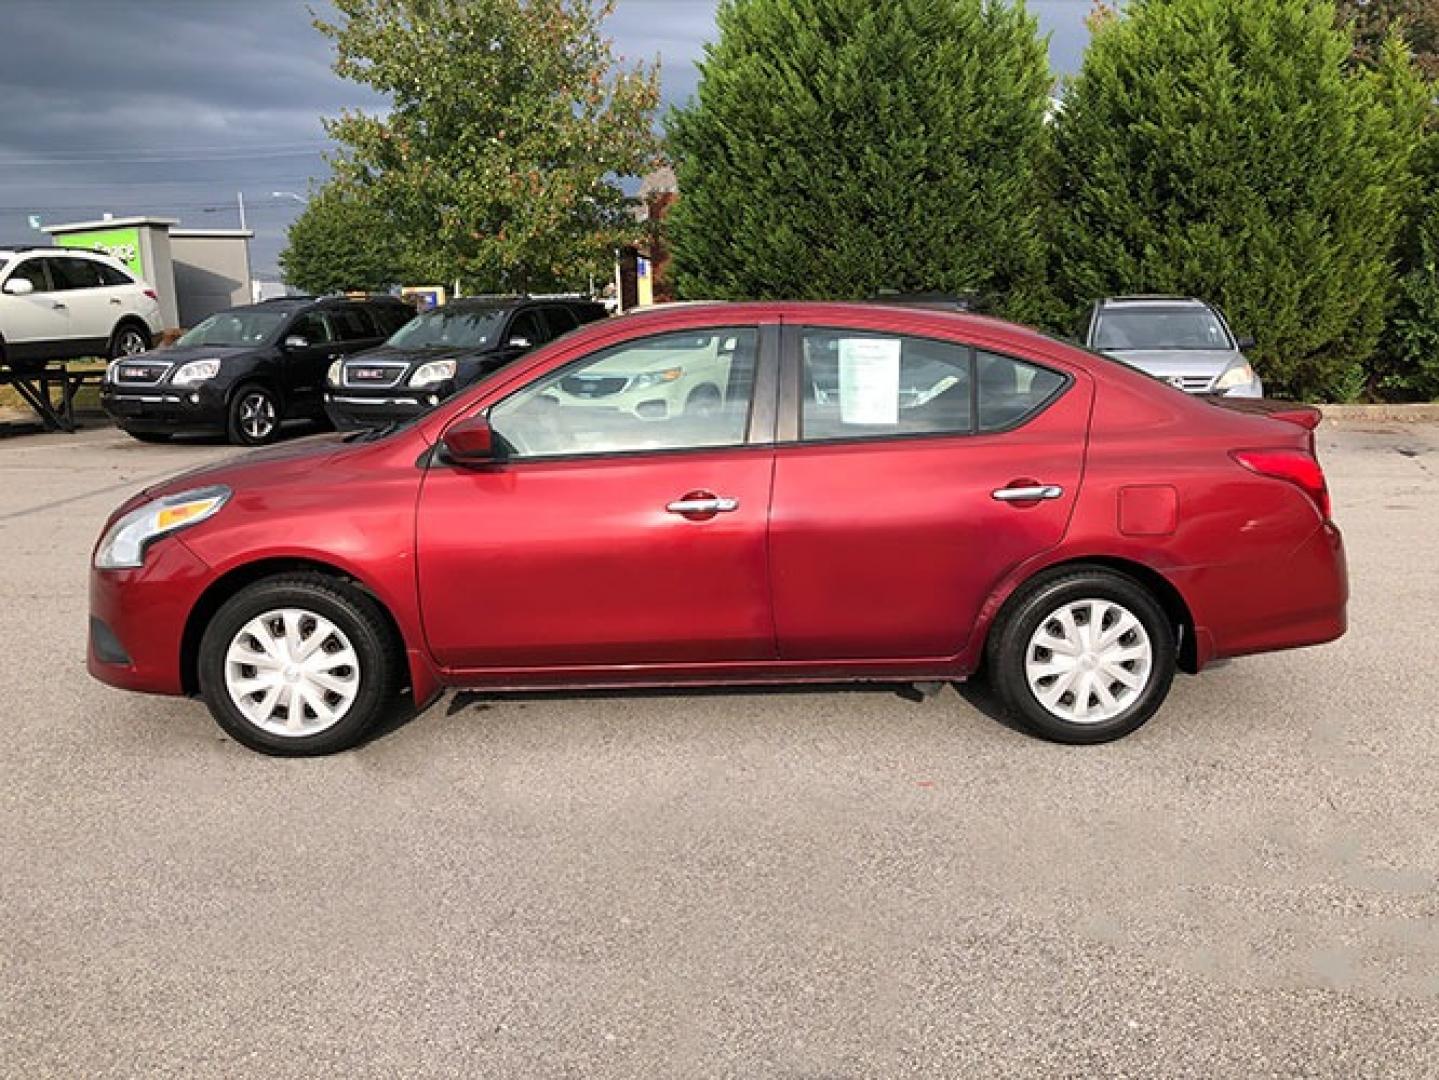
[197,574,401,756]
[227,384,281,445]
[985,569,1176,744]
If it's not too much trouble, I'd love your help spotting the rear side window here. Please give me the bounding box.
[51,257,107,290]
[96,263,133,287]
[800,328,1067,441]
[288,311,334,345]
[541,305,579,338]
[507,310,549,347]
[331,306,375,341]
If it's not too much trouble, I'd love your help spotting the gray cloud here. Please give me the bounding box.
[0,0,1091,279]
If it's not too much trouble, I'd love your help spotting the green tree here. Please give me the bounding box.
[315,0,661,293]
[1336,0,1439,76]
[278,185,404,294]
[665,0,1053,317]
[1050,0,1428,399]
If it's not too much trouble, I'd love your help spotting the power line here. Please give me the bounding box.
[0,148,331,166]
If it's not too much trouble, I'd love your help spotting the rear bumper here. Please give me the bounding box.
[88,537,212,695]
[1173,521,1347,667]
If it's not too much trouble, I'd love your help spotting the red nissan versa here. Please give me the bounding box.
[87,302,1347,755]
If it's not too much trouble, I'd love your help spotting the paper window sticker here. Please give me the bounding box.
[838,337,901,425]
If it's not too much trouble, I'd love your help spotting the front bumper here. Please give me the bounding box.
[324,387,447,430]
[88,536,213,695]
[102,383,228,433]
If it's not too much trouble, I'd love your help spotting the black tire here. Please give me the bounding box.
[684,385,722,418]
[197,573,402,756]
[107,321,151,360]
[227,383,281,446]
[120,428,172,444]
[985,567,1176,744]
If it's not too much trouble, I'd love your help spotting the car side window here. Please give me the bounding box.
[288,312,333,346]
[6,258,51,292]
[801,329,973,440]
[331,306,375,341]
[506,310,548,348]
[976,351,1067,432]
[52,257,106,290]
[489,327,760,460]
[96,263,134,287]
[541,306,579,339]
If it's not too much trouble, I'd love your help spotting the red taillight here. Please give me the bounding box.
[143,288,158,301]
[1231,448,1331,521]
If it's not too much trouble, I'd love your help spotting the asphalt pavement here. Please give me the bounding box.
[1,420,1437,1078]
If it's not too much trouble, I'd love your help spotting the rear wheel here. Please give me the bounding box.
[985,568,1176,744]
[108,322,150,360]
[227,384,281,446]
[197,574,401,756]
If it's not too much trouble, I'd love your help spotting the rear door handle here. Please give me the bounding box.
[992,485,1063,502]
[666,497,739,515]
[52,301,67,310]
[109,297,122,305]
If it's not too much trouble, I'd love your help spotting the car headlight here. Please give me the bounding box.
[1214,362,1256,391]
[327,359,343,386]
[629,366,683,390]
[409,359,457,388]
[94,485,231,570]
[171,359,222,386]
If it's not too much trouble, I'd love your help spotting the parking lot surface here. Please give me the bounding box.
[2,421,1438,1077]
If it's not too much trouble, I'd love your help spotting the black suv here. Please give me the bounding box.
[102,295,414,445]
[325,296,607,430]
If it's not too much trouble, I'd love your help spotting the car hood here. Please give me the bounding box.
[1101,349,1244,376]
[147,343,267,366]
[345,344,497,368]
[144,431,356,500]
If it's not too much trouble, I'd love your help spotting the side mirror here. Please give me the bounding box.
[1236,334,1256,351]
[507,336,532,350]
[283,335,309,350]
[3,277,35,296]
[442,415,498,464]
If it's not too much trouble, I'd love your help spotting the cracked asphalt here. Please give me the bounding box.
[1,420,1437,1078]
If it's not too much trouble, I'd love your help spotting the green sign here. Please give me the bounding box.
[57,227,144,279]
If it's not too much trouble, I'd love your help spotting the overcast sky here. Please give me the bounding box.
[0,0,1093,279]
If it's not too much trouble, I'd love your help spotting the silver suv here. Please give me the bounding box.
[1084,296,1262,397]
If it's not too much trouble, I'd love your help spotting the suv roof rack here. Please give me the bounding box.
[866,291,984,312]
[1101,294,1199,304]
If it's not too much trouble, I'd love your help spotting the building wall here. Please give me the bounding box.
[169,235,252,328]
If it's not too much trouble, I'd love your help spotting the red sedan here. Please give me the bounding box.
[87,302,1347,755]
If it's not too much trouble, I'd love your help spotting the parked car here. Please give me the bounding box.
[87,301,1346,756]
[0,245,163,372]
[1085,296,1263,397]
[101,295,414,445]
[325,296,607,429]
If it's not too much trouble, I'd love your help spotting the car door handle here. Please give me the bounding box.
[666,496,739,515]
[992,485,1064,502]
[52,301,67,310]
[109,297,122,305]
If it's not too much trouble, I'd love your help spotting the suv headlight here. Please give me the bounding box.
[629,366,683,390]
[1214,362,1256,392]
[172,359,222,386]
[409,359,457,388]
[94,486,230,570]
[327,359,343,386]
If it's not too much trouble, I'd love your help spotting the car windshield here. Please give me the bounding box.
[387,307,507,349]
[177,311,286,347]
[1093,306,1232,351]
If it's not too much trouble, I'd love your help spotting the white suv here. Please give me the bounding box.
[0,247,163,373]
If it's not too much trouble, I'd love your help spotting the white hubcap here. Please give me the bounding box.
[1024,598,1152,724]
[223,608,361,737]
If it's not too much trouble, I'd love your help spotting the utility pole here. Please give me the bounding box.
[237,191,247,231]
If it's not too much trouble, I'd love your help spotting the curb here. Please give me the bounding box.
[1317,403,1439,423]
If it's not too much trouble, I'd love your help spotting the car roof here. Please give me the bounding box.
[1096,295,1209,308]
[0,245,116,261]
